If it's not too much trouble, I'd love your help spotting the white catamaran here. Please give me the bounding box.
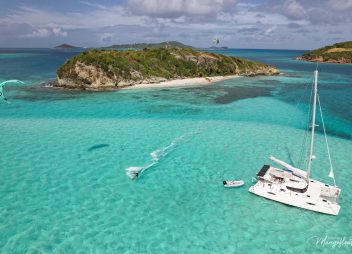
[249,69,341,215]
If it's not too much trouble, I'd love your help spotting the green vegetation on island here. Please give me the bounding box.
[105,41,193,50]
[56,47,279,90]
[54,44,80,49]
[297,41,352,64]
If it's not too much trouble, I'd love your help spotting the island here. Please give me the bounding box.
[209,46,229,50]
[296,41,352,64]
[54,44,80,49]
[105,41,193,50]
[55,47,279,90]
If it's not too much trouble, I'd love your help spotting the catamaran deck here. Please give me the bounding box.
[249,165,340,215]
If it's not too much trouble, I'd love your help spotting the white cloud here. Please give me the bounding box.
[230,10,290,25]
[328,0,352,10]
[0,5,146,30]
[265,25,278,35]
[21,28,50,38]
[126,0,237,18]
[282,0,306,19]
[52,27,67,37]
[0,0,351,49]
[80,1,110,10]
[21,27,67,38]
[99,33,114,43]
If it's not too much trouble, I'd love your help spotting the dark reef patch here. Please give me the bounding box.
[88,144,110,152]
[7,80,114,101]
[214,86,272,104]
[9,85,82,101]
[281,73,302,78]
[181,83,274,104]
[259,79,282,85]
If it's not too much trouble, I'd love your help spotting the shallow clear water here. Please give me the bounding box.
[0,48,352,253]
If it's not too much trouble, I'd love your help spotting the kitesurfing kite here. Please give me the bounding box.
[213,38,220,46]
[0,80,24,102]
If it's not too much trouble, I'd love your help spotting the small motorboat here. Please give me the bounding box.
[223,180,244,188]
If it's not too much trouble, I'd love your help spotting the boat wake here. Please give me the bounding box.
[125,132,195,180]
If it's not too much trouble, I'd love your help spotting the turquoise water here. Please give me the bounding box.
[1,48,352,253]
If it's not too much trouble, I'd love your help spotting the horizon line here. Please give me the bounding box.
[0,47,309,51]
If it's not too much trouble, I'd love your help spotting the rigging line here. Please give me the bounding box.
[298,77,314,169]
[317,93,337,186]
[282,78,312,168]
[294,81,311,108]
[298,123,309,169]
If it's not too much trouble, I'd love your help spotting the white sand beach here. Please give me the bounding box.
[122,75,239,90]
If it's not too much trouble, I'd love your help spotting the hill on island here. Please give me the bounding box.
[54,44,80,49]
[56,47,279,90]
[297,41,352,64]
[105,41,193,49]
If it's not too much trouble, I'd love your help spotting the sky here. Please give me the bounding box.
[0,0,351,49]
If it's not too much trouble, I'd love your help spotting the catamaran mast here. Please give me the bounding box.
[307,70,318,179]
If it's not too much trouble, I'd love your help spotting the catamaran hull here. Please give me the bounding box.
[249,183,340,216]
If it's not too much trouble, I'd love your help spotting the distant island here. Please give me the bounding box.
[209,46,229,50]
[297,41,352,64]
[105,41,193,50]
[55,47,279,90]
[54,44,80,49]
